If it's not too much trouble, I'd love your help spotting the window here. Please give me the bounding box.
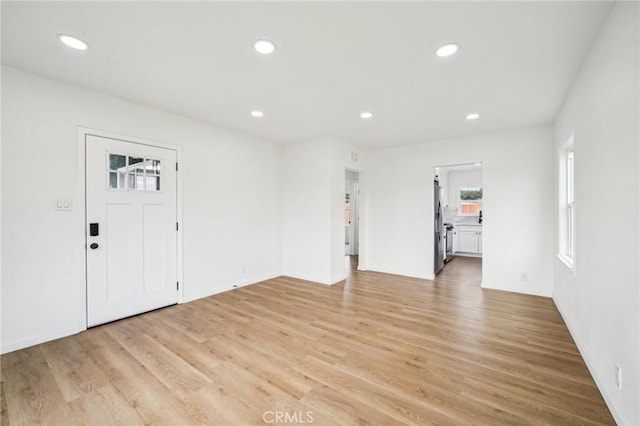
[566,150,575,258]
[108,153,161,192]
[458,186,482,216]
[559,137,575,268]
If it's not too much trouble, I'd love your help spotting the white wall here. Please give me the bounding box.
[553,3,639,424]
[363,126,555,296]
[282,138,363,284]
[282,139,332,284]
[0,62,3,349]
[1,67,282,353]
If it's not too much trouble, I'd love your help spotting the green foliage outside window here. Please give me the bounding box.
[460,187,482,201]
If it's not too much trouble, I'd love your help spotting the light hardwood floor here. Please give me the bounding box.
[1,256,614,425]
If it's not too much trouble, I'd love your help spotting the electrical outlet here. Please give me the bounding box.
[521,273,528,281]
[615,365,622,390]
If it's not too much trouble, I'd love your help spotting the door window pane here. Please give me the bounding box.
[128,156,144,166]
[143,158,161,191]
[109,172,125,189]
[147,160,161,175]
[145,176,161,191]
[126,173,145,191]
[135,174,145,191]
[109,154,126,171]
[128,157,145,174]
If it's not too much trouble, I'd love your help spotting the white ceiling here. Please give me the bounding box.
[2,1,613,148]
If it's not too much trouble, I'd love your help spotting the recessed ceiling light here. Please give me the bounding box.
[436,43,459,58]
[251,110,264,118]
[360,111,373,119]
[254,39,276,55]
[465,113,480,120]
[57,34,89,50]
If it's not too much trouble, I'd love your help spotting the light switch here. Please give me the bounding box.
[54,199,73,211]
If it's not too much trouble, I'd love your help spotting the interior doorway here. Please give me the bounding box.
[345,170,360,265]
[433,162,484,279]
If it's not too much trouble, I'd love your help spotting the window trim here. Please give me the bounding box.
[558,136,575,272]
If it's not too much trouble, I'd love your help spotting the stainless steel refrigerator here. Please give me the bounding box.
[434,178,444,275]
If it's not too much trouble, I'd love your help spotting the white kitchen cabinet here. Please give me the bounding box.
[458,231,477,252]
[455,225,482,255]
[452,229,459,253]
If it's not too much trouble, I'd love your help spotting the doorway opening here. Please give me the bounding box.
[433,162,484,282]
[345,170,360,274]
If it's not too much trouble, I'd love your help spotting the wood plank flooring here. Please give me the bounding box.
[1,256,614,425]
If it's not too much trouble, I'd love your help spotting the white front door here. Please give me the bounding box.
[86,135,178,327]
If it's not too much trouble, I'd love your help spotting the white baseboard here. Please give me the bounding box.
[282,272,337,285]
[234,272,282,288]
[553,296,625,426]
[480,281,551,297]
[1,323,86,355]
[453,252,482,258]
[365,266,434,281]
[183,272,281,303]
[331,273,347,284]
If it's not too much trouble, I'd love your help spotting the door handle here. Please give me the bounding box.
[90,243,99,250]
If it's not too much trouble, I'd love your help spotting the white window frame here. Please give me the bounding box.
[558,136,575,271]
